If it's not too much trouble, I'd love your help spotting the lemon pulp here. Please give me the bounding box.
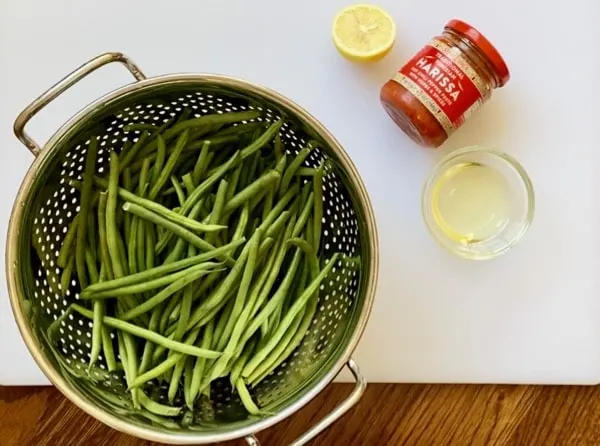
[332,5,396,62]
[431,162,511,244]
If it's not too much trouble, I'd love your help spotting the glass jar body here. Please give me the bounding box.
[380,25,505,148]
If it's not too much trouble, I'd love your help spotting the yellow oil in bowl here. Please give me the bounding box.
[431,162,511,245]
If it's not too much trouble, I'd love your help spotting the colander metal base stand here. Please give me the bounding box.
[245,360,366,446]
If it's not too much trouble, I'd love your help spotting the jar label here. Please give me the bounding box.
[392,38,487,136]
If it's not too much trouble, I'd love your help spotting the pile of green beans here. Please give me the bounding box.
[46,108,352,423]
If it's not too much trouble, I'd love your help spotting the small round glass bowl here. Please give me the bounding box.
[422,146,535,260]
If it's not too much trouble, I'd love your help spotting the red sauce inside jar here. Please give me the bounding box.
[380,19,510,148]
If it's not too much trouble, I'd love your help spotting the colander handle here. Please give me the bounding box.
[245,359,366,446]
[13,52,146,156]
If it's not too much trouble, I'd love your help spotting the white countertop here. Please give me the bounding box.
[1,0,600,385]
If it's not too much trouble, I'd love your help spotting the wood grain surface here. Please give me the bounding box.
[2,384,600,445]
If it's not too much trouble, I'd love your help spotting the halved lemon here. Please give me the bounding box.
[332,4,396,62]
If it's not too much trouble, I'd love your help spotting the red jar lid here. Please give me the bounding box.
[445,19,510,87]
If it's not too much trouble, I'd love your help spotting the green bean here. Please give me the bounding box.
[180,135,237,154]
[129,327,201,389]
[267,301,283,340]
[248,305,306,385]
[314,163,324,250]
[182,151,241,216]
[71,304,220,359]
[230,336,257,388]
[149,130,189,200]
[106,152,126,279]
[60,256,74,293]
[82,261,222,299]
[189,286,234,334]
[242,248,301,349]
[145,221,155,272]
[123,165,133,192]
[120,131,150,170]
[139,391,181,417]
[92,176,224,234]
[207,297,230,354]
[116,331,129,377]
[122,202,231,265]
[213,121,265,138]
[84,250,103,370]
[101,327,117,372]
[206,180,228,244]
[174,285,193,343]
[57,214,80,268]
[192,141,211,185]
[118,266,219,321]
[247,236,282,315]
[251,273,318,386]
[122,331,140,408]
[226,164,243,203]
[214,231,259,353]
[183,356,194,409]
[274,131,284,160]
[139,305,162,374]
[265,210,291,239]
[274,152,288,176]
[87,211,98,266]
[116,230,129,278]
[279,147,310,195]
[116,140,133,167]
[205,146,240,174]
[257,184,298,232]
[230,235,288,360]
[171,176,186,206]
[223,170,280,214]
[135,217,145,276]
[300,181,310,210]
[296,167,317,176]
[134,354,178,388]
[185,231,258,331]
[240,120,283,160]
[239,151,261,190]
[231,203,250,245]
[75,137,98,288]
[152,135,166,186]
[116,331,138,408]
[209,232,260,381]
[168,355,186,403]
[187,322,211,408]
[84,239,242,295]
[292,192,314,238]
[249,225,293,319]
[175,109,192,125]
[235,379,260,415]
[160,295,181,335]
[262,189,274,222]
[97,193,114,280]
[258,237,274,260]
[139,111,260,158]
[138,158,151,195]
[188,267,221,303]
[242,253,339,378]
[127,214,138,276]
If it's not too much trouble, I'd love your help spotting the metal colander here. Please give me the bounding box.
[7,53,378,445]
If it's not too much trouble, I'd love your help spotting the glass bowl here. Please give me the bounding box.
[422,146,535,260]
